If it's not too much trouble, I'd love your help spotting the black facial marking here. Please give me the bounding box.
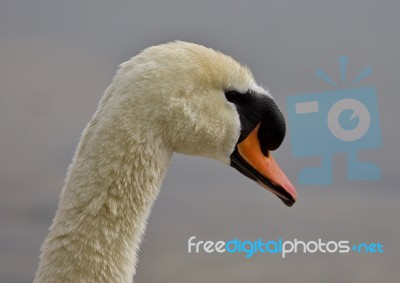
[225,90,286,155]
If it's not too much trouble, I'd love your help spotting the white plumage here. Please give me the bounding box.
[34,41,294,282]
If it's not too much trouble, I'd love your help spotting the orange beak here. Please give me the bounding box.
[231,124,297,206]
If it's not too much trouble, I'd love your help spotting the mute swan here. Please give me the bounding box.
[33,41,297,282]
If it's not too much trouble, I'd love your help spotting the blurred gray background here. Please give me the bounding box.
[1,1,399,282]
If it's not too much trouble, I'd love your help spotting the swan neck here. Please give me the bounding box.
[34,120,172,283]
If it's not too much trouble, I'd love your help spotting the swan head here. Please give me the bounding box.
[114,41,297,206]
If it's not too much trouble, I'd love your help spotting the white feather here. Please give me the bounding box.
[34,41,264,283]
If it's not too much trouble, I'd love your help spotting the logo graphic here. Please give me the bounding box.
[188,236,384,258]
[286,57,382,185]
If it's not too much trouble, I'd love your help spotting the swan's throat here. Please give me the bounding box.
[34,122,172,283]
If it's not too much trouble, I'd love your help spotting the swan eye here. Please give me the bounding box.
[224,89,258,141]
[224,89,286,154]
[226,90,294,206]
[225,90,245,102]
